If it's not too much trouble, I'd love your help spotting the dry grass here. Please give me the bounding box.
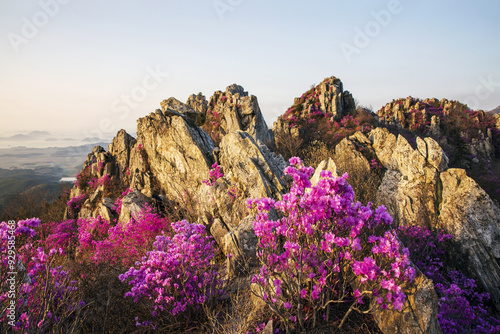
[275,130,304,161]
[302,141,334,169]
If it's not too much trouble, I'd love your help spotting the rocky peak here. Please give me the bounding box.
[273,76,356,140]
[271,76,375,162]
[186,92,208,116]
[285,76,354,122]
[160,97,199,124]
[494,113,500,128]
[225,83,248,97]
[202,84,272,145]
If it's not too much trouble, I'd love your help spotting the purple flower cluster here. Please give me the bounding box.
[202,162,224,186]
[44,220,78,254]
[398,226,500,333]
[67,194,87,214]
[0,219,84,332]
[76,206,170,266]
[248,157,414,331]
[119,220,222,326]
[88,174,111,189]
[369,158,383,170]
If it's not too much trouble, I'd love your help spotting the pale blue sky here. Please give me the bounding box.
[1,0,499,140]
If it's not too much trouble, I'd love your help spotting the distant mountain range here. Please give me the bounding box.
[0,131,52,141]
[490,106,500,114]
[0,131,115,148]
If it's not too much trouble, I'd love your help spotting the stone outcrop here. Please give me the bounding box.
[494,113,500,129]
[333,135,371,177]
[310,158,338,186]
[108,129,136,184]
[69,92,285,270]
[316,76,355,120]
[438,168,500,309]
[186,92,208,117]
[219,131,285,201]
[202,131,286,269]
[371,128,441,228]
[136,108,214,202]
[117,191,153,224]
[160,97,200,124]
[207,84,272,145]
[273,76,355,139]
[370,127,500,311]
[377,97,466,130]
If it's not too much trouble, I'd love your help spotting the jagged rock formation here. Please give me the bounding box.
[68,90,285,275]
[160,97,200,124]
[273,76,356,139]
[494,113,500,128]
[203,84,273,145]
[135,108,214,200]
[108,129,137,184]
[117,190,152,224]
[186,92,208,117]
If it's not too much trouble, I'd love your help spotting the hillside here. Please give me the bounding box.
[2,77,500,333]
[490,106,500,114]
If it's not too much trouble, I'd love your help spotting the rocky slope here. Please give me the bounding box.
[67,78,500,332]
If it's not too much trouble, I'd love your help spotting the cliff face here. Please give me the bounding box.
[67,77,500,332]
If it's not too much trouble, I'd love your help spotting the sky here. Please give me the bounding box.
[1,0,499,142]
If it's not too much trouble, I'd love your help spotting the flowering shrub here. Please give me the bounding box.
[398,226,500,333]
[77,216,111,263]
[248,157,415,332]
[88,174,111,189]
[75,167,91,190]
[0,218,84,332]
[119,220,223,329]
[202,162,224,186]
[67,194,87,216]
[44,219,78,256]
[77,206,170,266]
[88,177,99,189]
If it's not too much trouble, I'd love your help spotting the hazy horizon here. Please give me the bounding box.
[1,0,500,138]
